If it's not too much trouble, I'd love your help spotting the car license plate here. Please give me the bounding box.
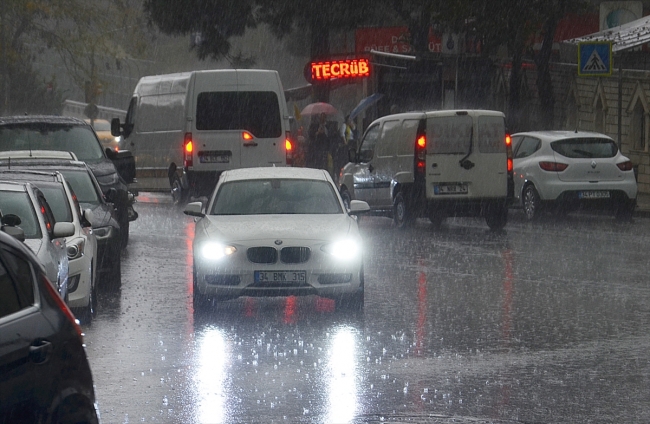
[199,154,230,163]
[434,183,468,195]
[255,271,306,283]
[578,190,610,199]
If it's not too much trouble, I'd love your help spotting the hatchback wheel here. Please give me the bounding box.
[171,175,187,206]
[340,189,351,211]
[522,185,542,221]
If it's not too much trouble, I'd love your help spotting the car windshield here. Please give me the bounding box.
[210,179,342,215]
[58,170,101,206]
[551,137,618,158]
[0,124,104,162]
[0,191,41,239]
[37,185,73,223]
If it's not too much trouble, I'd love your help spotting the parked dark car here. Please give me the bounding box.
[0,156,123,289]
[0,229,99,423]
[0,115,136,248]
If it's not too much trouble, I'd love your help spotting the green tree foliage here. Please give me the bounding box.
[1,0,149,113]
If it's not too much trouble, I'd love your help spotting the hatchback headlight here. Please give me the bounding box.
[321,239,360,260]
[67,237,85,260]
[201,242,237,260]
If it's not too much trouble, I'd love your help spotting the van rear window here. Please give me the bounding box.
[196,92,282,138]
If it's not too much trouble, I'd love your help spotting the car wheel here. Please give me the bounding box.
[118,213,129,249]
[171,175,187,206]
[485,202,508,231]
[393,192,414,229]
[522,184,542,221]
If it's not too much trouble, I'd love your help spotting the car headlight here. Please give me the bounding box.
[95,172,119,186]
[93,226,113,240]
[321,239,360,260]
[67,237,85,260]
[201,242,237,260]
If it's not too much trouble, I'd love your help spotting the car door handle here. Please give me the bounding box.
[29,340,53,364]
[368,164,374,172]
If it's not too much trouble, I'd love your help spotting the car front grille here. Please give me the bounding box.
[247,247,278,264]
[280,247,310,264]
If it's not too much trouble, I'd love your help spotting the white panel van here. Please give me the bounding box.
[339,110,514,230]
[111,69,292,202]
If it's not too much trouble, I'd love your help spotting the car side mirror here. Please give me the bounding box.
[348,200,370,215]
[111,118,122,137]
[184,201,205,218]
[104,187,117,203]
[83,209,94,227]
[53,222,75,238]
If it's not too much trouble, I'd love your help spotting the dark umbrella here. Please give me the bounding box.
[349,93,384,120]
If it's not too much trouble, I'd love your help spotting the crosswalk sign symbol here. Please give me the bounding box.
[578,42,612,77]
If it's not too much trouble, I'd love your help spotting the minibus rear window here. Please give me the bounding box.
[196,91,282,138]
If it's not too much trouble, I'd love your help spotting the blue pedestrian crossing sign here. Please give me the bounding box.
[578,42,612,77]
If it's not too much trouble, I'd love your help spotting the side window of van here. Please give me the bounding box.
[397,120,420,156]
[477,116,506,153]
[359,124,381,162]
[375,120,400,158]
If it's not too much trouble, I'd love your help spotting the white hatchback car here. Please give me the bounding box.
[0,180,74,300]
[511,131,637,220]
[184,167,370,312]
[0,170,98,323]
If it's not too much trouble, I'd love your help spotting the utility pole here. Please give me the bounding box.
[1,0,9,115]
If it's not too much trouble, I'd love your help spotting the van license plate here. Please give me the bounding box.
[434,183,468,195]
[200,155,230,163]
[578,190,610,199]
[255,271,306,283]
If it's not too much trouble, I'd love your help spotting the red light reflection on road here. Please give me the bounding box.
[415,262,428,356]
[283,296,298,324]
[315,296,335,313]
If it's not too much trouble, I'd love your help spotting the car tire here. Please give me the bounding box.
[485,202,508,231]
[393,192,414,229]
[75,275,95,325]
[522,184,542,221]
[171,175,187,206]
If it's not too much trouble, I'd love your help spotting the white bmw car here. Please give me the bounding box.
[184,167,370,312]
[511,131,637,220]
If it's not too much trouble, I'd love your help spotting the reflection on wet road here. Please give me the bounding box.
[84,196,650,423]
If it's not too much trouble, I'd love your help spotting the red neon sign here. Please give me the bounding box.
[309,58,370,82]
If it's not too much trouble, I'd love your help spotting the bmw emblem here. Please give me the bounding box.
[274,240,283,245]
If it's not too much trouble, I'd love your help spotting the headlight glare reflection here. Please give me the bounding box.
[201,242,237,260]
[322,239,359,259]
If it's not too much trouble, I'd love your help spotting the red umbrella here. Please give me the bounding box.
[300,102,340,118]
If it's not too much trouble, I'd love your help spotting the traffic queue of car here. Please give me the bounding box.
[0,116,136,325]
[0,115,136,423]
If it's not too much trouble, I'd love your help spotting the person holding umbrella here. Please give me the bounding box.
[307,112,329,171]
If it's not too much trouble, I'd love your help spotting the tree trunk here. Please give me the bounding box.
[310,16,330,103]
[535,16,558,130]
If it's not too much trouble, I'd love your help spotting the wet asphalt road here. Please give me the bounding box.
[83,194,650,423]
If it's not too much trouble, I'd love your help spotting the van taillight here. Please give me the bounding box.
[415,133,426,175]
[505,134,513,173]
[285,131,293,166]
[41,273,83,339]
[184,133,193,168]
